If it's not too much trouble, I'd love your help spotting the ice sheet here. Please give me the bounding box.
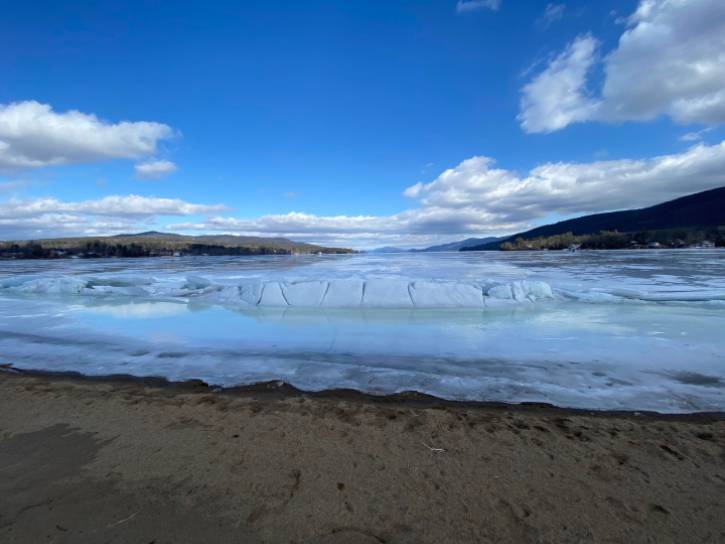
[1,250,724,412]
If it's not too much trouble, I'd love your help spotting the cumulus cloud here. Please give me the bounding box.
[519,35,600,133]
[169,140,725,248]
[0,214,143,240]
[0,195,226,240]
[520,0,725,132]
[135,159,178,179]
[4,194,225,218]
[456,0,501,14]
[0,101,176,170]
[168,208,520,249]
[5,142,725,247]
[536,3,565,29]
[410,142,725,222]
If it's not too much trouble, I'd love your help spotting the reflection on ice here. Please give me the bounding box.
[78,301,189,318]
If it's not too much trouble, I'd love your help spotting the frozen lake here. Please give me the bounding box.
[1,250,724,412]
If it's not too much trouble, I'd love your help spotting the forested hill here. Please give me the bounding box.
[464,186,725,251]
[0,231,354,259]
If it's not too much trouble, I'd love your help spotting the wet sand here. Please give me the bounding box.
[1,370,725,543]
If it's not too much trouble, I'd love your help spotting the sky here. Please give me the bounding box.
[2,0,725,249]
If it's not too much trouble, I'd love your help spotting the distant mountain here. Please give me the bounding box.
[368,237,504,253]
[118,230,184,238]
[464,186,725,251]
[0,232,354,259]
[368,246,410,253]
[417,237,503,252]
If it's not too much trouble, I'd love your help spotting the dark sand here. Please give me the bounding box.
[1,371,725,543]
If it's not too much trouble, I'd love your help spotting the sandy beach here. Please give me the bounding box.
[1,370,724,544]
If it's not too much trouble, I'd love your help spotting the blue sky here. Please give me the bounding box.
[2,0,725,248]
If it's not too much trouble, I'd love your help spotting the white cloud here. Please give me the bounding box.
[171,140,725,248]
[0,101,176,170]
[456,0,501,14]
[168,209,520,249]
[0,214,143,239]
[520,0,725,132]
[0,195,226,240]
[409,142,725,223]
[519,35,600,133]
[5,141,725,248]
[1,194,225,218]
[537,3,565,29]
[135,159,178,179]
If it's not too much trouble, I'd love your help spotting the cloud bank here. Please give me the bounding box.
[4,140,725,247]
[0,195,226,240]
[171,140,725,248]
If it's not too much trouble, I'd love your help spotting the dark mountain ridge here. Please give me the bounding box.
[368,236,506,253]
[413,237,504,252]
[464,186,725,251]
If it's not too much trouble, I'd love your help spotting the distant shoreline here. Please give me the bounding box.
[0,231,354,259]
[2,245,723,259]
[0,249,355,260]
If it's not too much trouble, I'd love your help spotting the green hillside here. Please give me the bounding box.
[0,231,354,259]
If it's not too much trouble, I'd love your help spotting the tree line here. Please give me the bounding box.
[499,227,725,251]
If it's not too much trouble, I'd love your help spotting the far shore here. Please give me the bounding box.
[2,369,724,543]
